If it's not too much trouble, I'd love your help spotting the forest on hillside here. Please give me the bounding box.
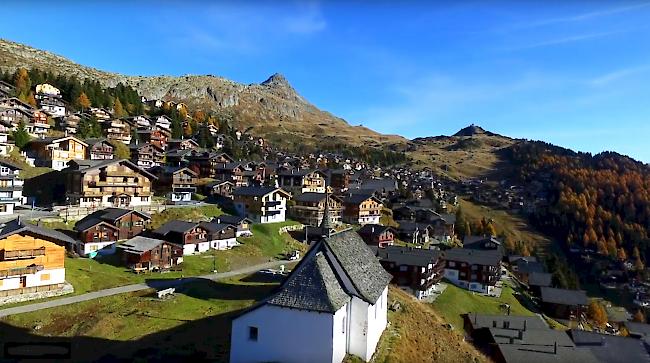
[508,141,648,273]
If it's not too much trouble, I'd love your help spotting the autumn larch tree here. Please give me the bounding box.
[113,98,125,118]
[587,301,608,329]
[76,92,91,111]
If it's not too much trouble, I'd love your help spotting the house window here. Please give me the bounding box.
[248,326,258,341]
[41,273,50,281]
[448,261,456,267]
[91,245,99,251]
[399,265,408,272]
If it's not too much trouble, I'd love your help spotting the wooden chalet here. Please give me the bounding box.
[0,218,75,298]
[117,236,183,272]
[357,224,395,248]
[63,159,156,207]
[374,245,444,299]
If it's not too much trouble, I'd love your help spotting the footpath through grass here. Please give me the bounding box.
[1,219,304,309]
[65,220,304,295]
[0,274,279,362]
[431,280,536,331]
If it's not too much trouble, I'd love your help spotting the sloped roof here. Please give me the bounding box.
[74,207,150,230]
[570,329,650,363]
[465,313,548,331]
[528,272,553,287]
[540,287,588,306]
[198,222,235,234]
[0,218,76,245]
[212,215,251,226]
[66,159,156,179]
[357,223,393,237]
[73,217,119,232]
[251,230,391,315]
[117,236,165,254]
[375,245,441,267]
[267,252,350,313]
[154,220,200,235]
[324,230,392,303]
[341,193,381,205]
[444,248,502,266]
[233,186,289,198]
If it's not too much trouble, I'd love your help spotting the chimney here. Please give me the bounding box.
[523,320,527,330]
[17,215,21,225]
[517,329,522,340]
[554,341,557,354]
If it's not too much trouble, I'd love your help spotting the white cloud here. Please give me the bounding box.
[516,2,650,29]
[590,64,650,86]
[504,29,627,51]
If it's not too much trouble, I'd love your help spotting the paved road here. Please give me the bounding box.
[0,260,291,318]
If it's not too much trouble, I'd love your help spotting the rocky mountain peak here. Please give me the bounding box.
[261,72,290,88]
[454,124,491,137]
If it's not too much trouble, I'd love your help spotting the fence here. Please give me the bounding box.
[278,224,304,234]
[53,204,169,221]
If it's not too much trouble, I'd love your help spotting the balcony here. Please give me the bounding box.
[2,248,46,260]
[264,201,282,207]
[0,265,42,278]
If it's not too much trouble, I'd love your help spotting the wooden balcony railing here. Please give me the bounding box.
[2,248,46,260]
[0,265,41,278]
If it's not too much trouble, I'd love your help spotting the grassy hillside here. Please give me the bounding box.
[366,287,488,363]
[432,281,536,331]
[459,198,555,256]
[409,134,518,181]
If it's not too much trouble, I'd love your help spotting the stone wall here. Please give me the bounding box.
[0,282,74,305]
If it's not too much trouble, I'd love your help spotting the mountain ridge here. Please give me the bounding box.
[0,38,406,149]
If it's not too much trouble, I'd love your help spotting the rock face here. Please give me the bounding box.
[0,39,406,148]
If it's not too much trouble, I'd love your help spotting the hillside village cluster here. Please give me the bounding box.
[0,79,649,362]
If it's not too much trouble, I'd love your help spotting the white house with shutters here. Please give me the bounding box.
[230,230,392,363]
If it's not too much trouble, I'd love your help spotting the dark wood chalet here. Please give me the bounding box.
[129,142,164,168]
[375,245,444,299]
[204,180,235,199]
[117,236,183,272]
[153,220,210,255]
[74,207,151,241]
[187,151,233,178]
[443,248,502,294]
[85,138,114,160]
[150,166,198,202]
[136,128,169,150]
[357,224,395,248]
[540,287,589,320]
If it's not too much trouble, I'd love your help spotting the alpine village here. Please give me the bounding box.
[0,38,649,363]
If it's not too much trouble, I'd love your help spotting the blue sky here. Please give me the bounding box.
[2,1,650,161]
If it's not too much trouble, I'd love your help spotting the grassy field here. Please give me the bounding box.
[0,275,279,361]
[65,220,304,294]
[0,220,304,310]
[431,280,536,332]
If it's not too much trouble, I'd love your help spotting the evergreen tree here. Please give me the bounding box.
[77,116,102,138]
[12,121,31,149]
[170,111,183,139]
